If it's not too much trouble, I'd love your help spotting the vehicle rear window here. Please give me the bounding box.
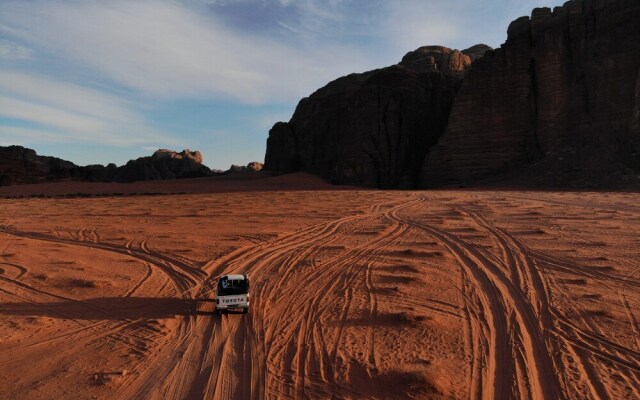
[218,278,249,295]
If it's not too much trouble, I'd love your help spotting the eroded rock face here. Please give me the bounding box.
[228,162,264,173]
[113,149,210,181]
[246,162,263,172]
[0,145,77,185]
[421,0,640,187]
[152,149,203,164]
[399,45,490,76]
[264,45,488,188]
[264,122,297,173]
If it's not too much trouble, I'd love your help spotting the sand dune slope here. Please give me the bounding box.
[1,190,639,399]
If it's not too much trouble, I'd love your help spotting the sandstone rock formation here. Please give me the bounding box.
[247,162,263,172]
[264,0,639,189]
[420,0,640,187]
[228,162,264,173]
[152,149,203,164]
[115,149,211,181]
[399,45,490,75]
[264,46,489,188]
[0,146,216,185]
[0,146,77,185]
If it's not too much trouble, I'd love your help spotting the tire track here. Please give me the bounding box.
[248,198,421,398]
[124,262,153,297]
[8,192,635,399]
[621,266,640,351]
[0,225,201,298]
[456,203,640,399]
[458,272,485,400]
[0,226,207,393]
[0,263,173,354]
[160,197,421,400]
[391,196,560,400]
[0,261,28,279]
[113,201,383,399]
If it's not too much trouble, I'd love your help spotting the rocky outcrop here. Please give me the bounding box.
[265,45,489,188]
[0,145,77,185]
[0,146,217,185]
[152,149,203,164]
[399,45,491,75]
[114,149,212,181]
[228,162,264,173]
[421,0,640,187]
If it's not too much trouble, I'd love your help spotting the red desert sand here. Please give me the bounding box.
[0,174,639,399]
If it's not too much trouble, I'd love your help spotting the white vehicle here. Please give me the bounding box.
[215,274,250,314]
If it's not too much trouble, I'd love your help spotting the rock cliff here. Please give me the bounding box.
[265,0,640,189]
[264,46,489,188]
[421,0,640,187]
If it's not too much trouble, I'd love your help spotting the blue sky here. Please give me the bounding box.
[0,0,564,169]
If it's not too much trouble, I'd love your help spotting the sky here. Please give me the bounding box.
[0,0,564,169]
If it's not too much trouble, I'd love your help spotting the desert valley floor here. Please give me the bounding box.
[0,178,639,399]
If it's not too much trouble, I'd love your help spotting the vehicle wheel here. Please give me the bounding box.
[215,309,221,315]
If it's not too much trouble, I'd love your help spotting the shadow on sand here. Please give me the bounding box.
[0,297,220,320]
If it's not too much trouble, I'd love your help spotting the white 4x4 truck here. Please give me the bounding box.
[215,274,250,314]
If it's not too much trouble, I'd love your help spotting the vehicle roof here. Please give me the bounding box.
[221,274,246,280]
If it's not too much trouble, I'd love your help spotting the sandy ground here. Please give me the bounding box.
[0,172,347,198]
[0,177,639,399]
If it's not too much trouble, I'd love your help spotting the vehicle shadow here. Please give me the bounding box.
[0,297,219,320]
[215,309,247,315]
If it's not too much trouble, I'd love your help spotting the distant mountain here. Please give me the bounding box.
[0,145,79,185]
[265,0,640,188]
[0,147,216,185]
[106,149,213,182]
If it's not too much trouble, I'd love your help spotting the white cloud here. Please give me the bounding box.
[1,0,561,107]
[0,71,138,123]
[0,126,62,145]
[0,0,373,104]
[380,0,567,55]
[380,1,486,53]
[254,112,293,129]
[0,0,568,167]
[0,70,179,147]
[0,95,109,135]
[0,39,33,60]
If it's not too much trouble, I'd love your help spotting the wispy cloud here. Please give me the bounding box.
[1,0,552,109]
[0,0,373,104]
[0,39,33,60]
[0,70,178,147]
[0,0,566,167]
[367,0,564,62]
[380,1,467,52]
[0,126,61,145]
